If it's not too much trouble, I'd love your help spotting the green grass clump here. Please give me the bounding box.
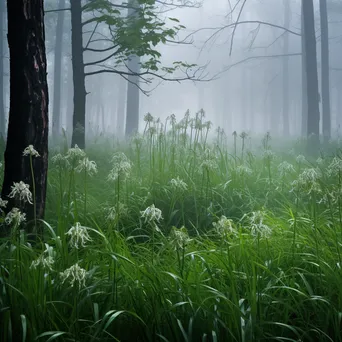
[1,112,342,341]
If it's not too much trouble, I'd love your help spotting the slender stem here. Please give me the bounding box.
[30,156,37,228]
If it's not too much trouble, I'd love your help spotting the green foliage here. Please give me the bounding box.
[2,112,342,340]
[83,0,192,74]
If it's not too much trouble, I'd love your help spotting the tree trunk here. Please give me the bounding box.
[117,76,126,138]
[302,0,320,153]
[66,57,73,143]
[0,0,5,139]
[282,0,290,136]
[320,0,331,143]
[2,0,49,227]
[125,56,140,136]
[301,1,308,137]
[70,0,86,148]
[125,0,140,137]
[52,0,66,142]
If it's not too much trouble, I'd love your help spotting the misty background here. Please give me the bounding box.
[1,0,342,141]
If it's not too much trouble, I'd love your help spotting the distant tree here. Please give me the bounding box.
[125,0,140,136]
[2,0,49,230]
[52,0,66,142]
[301,0,308,136]
[320,0,331,143]
[302,0,320,153]
[67,0,200,148]
[282,0,290,136]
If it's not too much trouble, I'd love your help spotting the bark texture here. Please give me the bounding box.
[0,0,5,138]
[2,0,49,227]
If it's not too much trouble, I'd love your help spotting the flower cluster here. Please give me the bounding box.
[170,177,188,192]
[23,145,40,157]
[107,152,132,182]
[140,204,163,225]
[247,211,272,238]
[170,226,191,248]
[60,263,87,288]
[5,208,26,225]
[213,215,236,237]
[278,161,295,177]
[9,181,33,204]
[65,222,92,249]
[76,157,98,176]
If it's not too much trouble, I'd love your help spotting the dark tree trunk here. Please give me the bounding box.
[2,0,49,226]
[302,0,320,153]
[125,0,140,137]
[52,0,65,142]
[70,0,86,148]
[282,0,290,136]
[320,0,331,143]
[301,1,308,136]
[0,0,5,138]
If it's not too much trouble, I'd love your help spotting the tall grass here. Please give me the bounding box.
[1,111,342,341]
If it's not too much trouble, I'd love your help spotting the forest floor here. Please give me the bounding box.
[1,116,342,341]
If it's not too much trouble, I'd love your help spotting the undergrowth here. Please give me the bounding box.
[1,111,342,341]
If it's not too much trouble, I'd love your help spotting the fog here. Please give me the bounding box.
[1,0,342,141]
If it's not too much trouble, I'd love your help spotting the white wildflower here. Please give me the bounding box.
[170,226,191,249]
[236,165,252,176]
[200,159,218,172]
[328,157,342,176]
[278,161,295,177]
[108,152,132,182]
[60,263,87,288]
[292,167,321,194]
[30,255,54,271]
[263,149,276,161]
[170,177,188,192]
[66,145,86,163]
[105,203,128,222]
[75,157,97,176]
[296,154,306,164]
[51,153,70,168]
[23,145,40,157]
[247,211,272,238]
[0,197,8,209]
[5,208,26,225]
[65,222,92,249]
[131,132,144,146]
[213,216,237,237]
[144,113,154,123]
[8,181,33,204]
[140,204,163,224]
